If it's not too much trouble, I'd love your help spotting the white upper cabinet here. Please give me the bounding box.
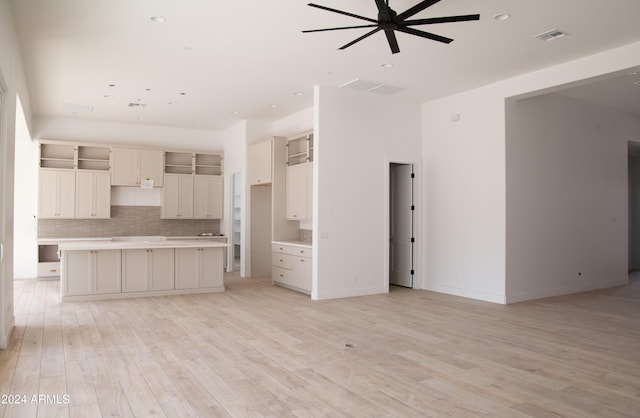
[75,171,111,219]
[194,175,223,219]
[112,148,164,187]
[286,162,313,220]
[249,140,272,185]
[39,169,76,219]
[161,174,194,219]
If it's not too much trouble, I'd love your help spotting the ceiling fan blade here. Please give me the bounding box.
[374,0,392,20]
[403,14,480,26]
[396,0,441,21]
[384,29,400,54]
[307,3,378,24]
[339,27,382,50]
[302,24,379,33]
[395,26,453,43]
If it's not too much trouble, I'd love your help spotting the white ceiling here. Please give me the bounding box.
[9,0,640,131]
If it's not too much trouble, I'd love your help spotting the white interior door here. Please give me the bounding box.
[390,163,413,287]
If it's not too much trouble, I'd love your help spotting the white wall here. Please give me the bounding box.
[422,88,507,303]
[314,86,421,300]
[272,107,313,137]
[33,115,223,151]
[13,96,38,279]
[422,39,640,304]
[0,0,32,348]
[505,94,638,302]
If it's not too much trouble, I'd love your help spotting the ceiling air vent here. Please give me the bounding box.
[535,29,568,41]
[128,102,147,108]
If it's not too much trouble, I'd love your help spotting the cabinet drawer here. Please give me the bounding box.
[293,246,311,258]
[272,266,294,286]
[272,252,293,269]
[271,243,292,254]
[38,262,60,277]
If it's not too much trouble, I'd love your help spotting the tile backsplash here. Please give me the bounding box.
[38,206,220,238]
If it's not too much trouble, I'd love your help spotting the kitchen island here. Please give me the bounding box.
[58,237,229,301]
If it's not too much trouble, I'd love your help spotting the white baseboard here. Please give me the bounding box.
[505,278,629,304]
[422,283,507,304]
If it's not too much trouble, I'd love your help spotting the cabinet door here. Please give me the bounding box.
[292,256,312,293]
[122,249,148,292]
[194,176,223,219]
[76,172,111,219]
[149,248,174,291]
[93,250,121,294]
[93,172,112,218]
[39,170,76,219]
[162,174,194,219]
[111,148,138,186]
[249,141,272,185]
[285,164,305,220]
[200,248,224,288]
[39,170,60,218]
[139,150,164,187]
[175,248,199,289]
[64,250,92,296]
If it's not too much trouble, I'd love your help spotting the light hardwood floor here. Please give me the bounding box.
[2,273,639,417]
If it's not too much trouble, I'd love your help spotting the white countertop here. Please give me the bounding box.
[57,238,229,251]
[271,240,313,248]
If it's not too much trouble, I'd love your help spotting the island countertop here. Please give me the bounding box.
[57,238,229,252]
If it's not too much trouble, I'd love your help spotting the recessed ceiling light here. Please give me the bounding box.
[149,16,166,23]
[184,46,193,51]
[293,91,304,96]
[493,13,511,21]
[381,63,393,68]
[268,104,277,108]
[231,111,239,115]
[103,94,113,99]
[168,101,177,105]
[137,116,144,120]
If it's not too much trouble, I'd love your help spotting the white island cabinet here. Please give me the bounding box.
[64,249,121,296]
[58,238,228,301]
[122,248,174,292]
[175,247,224,289]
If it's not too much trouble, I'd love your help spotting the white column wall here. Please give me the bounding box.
[314,86,421,300]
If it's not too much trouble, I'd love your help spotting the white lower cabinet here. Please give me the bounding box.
[175,247,224,290]
[271,243,311,294]
[64,249,121,296]
[122,248,175,292]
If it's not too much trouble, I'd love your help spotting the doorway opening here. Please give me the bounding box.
[628,141,640,274]
[231,172,242,272]
[389,163,414,288]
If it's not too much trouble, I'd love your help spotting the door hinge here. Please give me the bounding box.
[410,237,415,243]
[410,269,415,275]
[411,173,415,179]
[411,205,415,211]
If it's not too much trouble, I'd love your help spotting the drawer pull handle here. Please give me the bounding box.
[49,269,57,272]
[279,274,284,278]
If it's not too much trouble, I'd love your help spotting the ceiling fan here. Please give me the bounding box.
[302,0,480,54]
